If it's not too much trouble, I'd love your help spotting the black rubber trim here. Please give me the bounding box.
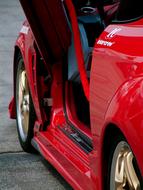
[58,126,92,154]
[112,15,143,24]
[62,57,93,153]
[68,122,93,148]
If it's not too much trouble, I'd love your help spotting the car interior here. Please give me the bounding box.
[63,0,120,127]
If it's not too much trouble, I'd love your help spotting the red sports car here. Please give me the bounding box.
[9,0,143,189]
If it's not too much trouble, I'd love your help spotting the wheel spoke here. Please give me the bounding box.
[21,71,27,91]
[17,68,30,141]
[115,151,126,189]
[22,110,29,134]
[125,152,140,190]
[114,143,141,190]
[115,154,124,182]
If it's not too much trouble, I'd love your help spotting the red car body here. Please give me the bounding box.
[9,0,143,189]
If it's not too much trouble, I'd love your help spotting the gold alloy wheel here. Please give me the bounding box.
[17,69,30,142]
[110,141,141,190]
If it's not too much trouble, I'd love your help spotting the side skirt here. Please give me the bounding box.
[31,129,93,190]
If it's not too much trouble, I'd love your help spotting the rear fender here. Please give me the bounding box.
[104,76,143,175]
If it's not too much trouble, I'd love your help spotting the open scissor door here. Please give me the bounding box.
[20,0,90,100]
[19,0,71,62]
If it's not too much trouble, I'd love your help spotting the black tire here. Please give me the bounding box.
[107,135,143,190]
[15,55,36,153]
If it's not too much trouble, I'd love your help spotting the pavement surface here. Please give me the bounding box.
[0,0,72,189]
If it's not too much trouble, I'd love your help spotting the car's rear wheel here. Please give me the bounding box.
[109,138,143,190]
[16,55,35,152]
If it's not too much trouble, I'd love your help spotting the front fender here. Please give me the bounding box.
[9,35,26,119]
[105,76,143,175]
[9,21,35,119]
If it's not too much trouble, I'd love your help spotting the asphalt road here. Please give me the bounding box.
[0,0,72,189]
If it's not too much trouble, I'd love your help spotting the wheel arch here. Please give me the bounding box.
[14,46,23,95]
[9,45,23,119]
[101,121,143,189]
[101,77,143,187]
[102,77,143,177]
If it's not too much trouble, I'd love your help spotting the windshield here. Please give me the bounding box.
[116,0,143,21]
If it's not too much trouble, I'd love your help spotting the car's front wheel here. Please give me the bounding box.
[109,137,143,190]
[16,55,35,152]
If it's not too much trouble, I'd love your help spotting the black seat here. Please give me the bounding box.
[68,12,104,81]
[78,14,104,46]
